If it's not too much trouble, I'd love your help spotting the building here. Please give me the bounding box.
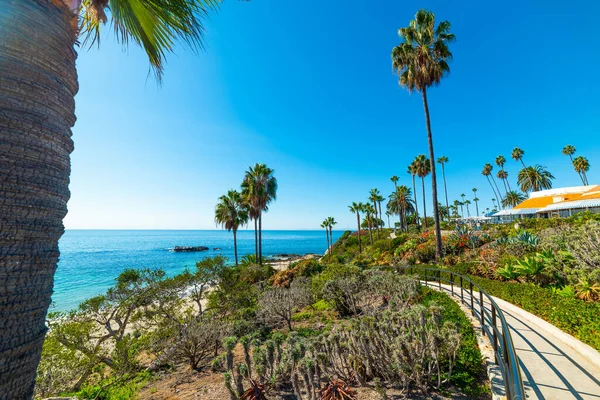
[492,185,600,222]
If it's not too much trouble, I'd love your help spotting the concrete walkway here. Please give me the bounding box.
[427,282,600,400]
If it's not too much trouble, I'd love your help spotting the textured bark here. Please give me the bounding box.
[355,212,362,253]
[421,88,443,259]
[441,163,449,222]
[412,174,420,229]
[0,1,78,398]
[421,177,427,228]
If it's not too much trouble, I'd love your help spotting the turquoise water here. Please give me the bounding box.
[53,230,343,312]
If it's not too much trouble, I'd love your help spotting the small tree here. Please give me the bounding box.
[258,278,312,330]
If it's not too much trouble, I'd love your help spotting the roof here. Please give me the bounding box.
[513,185,600,210]
[537,198,600,213]
[493,208,539,216]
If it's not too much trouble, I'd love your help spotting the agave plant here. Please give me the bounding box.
[551,286,576,299]
[319,379,357,400]
[514,229,540,246]
[240,379,270,400]
[496,263,521,281]
[574,278,600,302]
[514,256,545,284]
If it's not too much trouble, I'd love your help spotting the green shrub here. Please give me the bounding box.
[372,238,395,252]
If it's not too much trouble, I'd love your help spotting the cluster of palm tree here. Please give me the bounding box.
[562,145,591,186]
[215,163,277,266]
[347,198,386,253]
[320,217,337,255]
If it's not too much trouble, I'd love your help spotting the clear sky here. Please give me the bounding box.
[64,0,600,230]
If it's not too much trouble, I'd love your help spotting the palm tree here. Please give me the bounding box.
[414,155,431,228]
[1,1,218,395]
[464,199,471,217]
[348,202,363,253]
[495,155,512,192]
[363,203,375,245]
[437,156,450,221]
[388,186,415,231]
[392,9,455,259]
[215,190,249,267]
[390,175,399,190]
[369,188,383,238]
[482,163,501,208]
[562,145,584,184]
[492,198,498,212]
[573,156,590,186]
[385,211,391,230]
[241,164,278,265]
[512,147,534,190]
[497,170,510,196]
[327,217,337,254]
[517,165,555,192]
[453,199,461,218]
[502,191,526,208]
[472,188,480,216]
[321,219,330,252]
[408,162,421,229]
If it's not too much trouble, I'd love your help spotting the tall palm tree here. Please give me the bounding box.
[392,9,455,259]
[414,155,431,228]
[321,219,330,252]
[517,165,555,193]
[512,147,534,190]
[502,191,526,208]
[562,145,584,184]
[385,211,391,230]
[215,190,249,267]
[573,156,590,186]
[241,164,278,265]
[492,198,499,212]
[408,162,420,229]
[390,175,399,190]
[327,217,337,253]
[369,188,382,238]
[437,156,450,221]
[348,202,363,253]
[482,163,502,208]
[472,188,480,216]
[0,1,218,395]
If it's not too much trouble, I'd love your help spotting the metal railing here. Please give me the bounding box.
[386,266,526,400]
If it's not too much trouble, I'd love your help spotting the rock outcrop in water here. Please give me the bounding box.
[172,246,209,252]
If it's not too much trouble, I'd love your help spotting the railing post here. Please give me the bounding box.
[470,282,474,315]
[460,276,463,300]
[480,290,485,335]
[492,306,498,363]
[438,270,441,290]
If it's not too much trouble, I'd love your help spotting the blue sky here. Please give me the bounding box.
[64,0,600,230]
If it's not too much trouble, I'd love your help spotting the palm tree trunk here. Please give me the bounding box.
[254,218,258,261]
[0,1,78,397]
[372,201,379,239]
[258,213,263,265]
[421,177,427,228]
[378,202,383,232]
[569,154,585,184]
[356,212,362,253]
[367,214,373,244]
[421,88,443,259]
[233,229,238,266]
[328,226,333,256]
[486,176,500,208]
[412,175,420,229]
[475,200,479,216]
[491,175,503,207]
[441,164,450,222]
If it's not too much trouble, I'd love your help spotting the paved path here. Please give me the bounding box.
[426,282,600,400]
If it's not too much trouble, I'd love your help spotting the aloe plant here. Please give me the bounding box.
[574,278,600,302]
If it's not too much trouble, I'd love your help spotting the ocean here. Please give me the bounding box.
[52,229,344,312]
